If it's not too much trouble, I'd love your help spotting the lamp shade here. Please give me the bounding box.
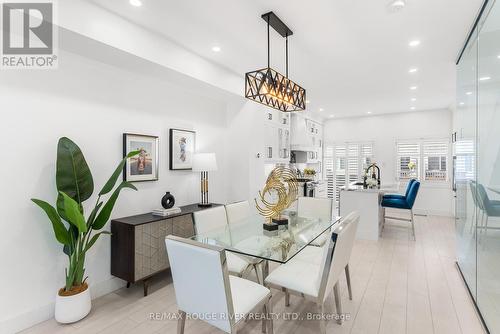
[192,153,218,172]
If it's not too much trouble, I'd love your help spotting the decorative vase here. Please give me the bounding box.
[55,284,91,324]
[161,191,175,209]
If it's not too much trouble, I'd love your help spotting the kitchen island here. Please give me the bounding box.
[339,185,396,240]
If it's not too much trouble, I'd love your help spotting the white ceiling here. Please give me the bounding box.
[88,0,484,119]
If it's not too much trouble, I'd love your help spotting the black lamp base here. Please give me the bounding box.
[272,217,289,226]
[198,203,213,208]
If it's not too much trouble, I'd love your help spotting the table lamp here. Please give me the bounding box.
[192,153,218,207]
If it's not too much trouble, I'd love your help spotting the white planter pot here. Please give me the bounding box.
[54,286,91,324]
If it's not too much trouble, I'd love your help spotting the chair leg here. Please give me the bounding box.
[333,283,343,324]
[318,303,326,334]
[253,263,262,285]
[177,311,186,334]
[266,298,274,334]
[410,209,416,241]
[283,288,290,307]
[345,264,353,300]
[485,215,489,237]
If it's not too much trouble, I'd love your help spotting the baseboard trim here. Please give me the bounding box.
[0,277,126,334]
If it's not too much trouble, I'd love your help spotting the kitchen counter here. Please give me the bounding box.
[339,185,397,241]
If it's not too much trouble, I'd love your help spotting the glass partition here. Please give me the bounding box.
[455,25,478,300]
[456,1,500,331]
[477,1,500,330]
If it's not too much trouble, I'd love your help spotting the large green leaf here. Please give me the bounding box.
[84,231,111,253]
[60,192,87,233]
[98,150,140,196]
[56,137,94,205]
[87,201,103,228]
[31,199,70,245]
[93,182,137,230]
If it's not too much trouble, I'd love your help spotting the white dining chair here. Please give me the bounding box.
[297,197,334,246]
[226,200,251,225]
[264,212,359,334]
[193,206,261,283]
[165,236,273,334]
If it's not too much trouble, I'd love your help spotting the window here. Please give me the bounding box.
[396,139,450,182]
[396,142,420,180]
[325,142,374,207]
[455,139,475,181]
[423,140,448,181]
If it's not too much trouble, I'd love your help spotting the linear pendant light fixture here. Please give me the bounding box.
[245,12,306,112]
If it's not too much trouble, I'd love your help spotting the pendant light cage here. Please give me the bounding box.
[245,12,306,112]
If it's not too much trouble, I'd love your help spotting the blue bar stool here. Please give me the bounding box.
[381,180,420,240]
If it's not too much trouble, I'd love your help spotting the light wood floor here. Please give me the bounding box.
[20,215,485,334]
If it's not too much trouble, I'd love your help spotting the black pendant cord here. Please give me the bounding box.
[267,17,270,69]
[286,34,289,78]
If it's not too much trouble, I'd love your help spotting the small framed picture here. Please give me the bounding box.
[123,133,159,182]
[169,129,196,170]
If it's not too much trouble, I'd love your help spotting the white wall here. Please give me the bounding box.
[324,109,454,216]
[0,49,235,333]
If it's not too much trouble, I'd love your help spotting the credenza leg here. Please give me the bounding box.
[143,279,150,297]
[126,282,131,289]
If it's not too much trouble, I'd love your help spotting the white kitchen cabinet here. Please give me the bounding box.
[264,110,291,163]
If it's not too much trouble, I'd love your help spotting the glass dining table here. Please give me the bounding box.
[190,212,341,279]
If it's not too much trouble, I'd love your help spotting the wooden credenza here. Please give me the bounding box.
[111,203,221,296]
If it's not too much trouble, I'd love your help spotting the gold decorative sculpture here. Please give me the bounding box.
[255,166,298,229]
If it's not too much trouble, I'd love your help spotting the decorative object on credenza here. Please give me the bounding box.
[245,11,306,112]
[31,137,139,324]
[123,133,159,182]
[161,191,175,209]
[169,128,195,170]
[152,207,182,217]
[255,166,298,231]
[192,153,218,207]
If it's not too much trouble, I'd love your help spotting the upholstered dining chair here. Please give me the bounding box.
[193,206,261,283]
[264,212,360,334]
[297,197,334,247]
[165,236,273,334]
[225,200,251,225]
[381,180,420,240]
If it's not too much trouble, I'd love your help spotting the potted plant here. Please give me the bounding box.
[31,137,139,324]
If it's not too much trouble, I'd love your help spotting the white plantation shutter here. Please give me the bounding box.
[395,138,450,182]
[347,144,360,185]
[324,146,335,199]
[423,140,449,181]
[455,139,475,181]
[396,142,420,180]
[325,142,374,212]
[360,143,373,170]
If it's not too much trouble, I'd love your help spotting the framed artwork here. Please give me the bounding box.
[169,129,196,170]
[123,133,159,182]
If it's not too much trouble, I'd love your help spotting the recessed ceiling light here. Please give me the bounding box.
[211,46,221,52]
[410,106,416,110]
[411,98,417,102]
[466,91,472,95]
[388,0,406,12]
[306,100,310,104]
[410,86,418,90]
[367,111,372,114]
[459,102,465,106]
[409,68,418,74]
[329,114,335,118]
[129,0,142,7]
[497,54,500,59]
[479,76,491,81]
[319,108,324,112]
[409,40,421,47]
